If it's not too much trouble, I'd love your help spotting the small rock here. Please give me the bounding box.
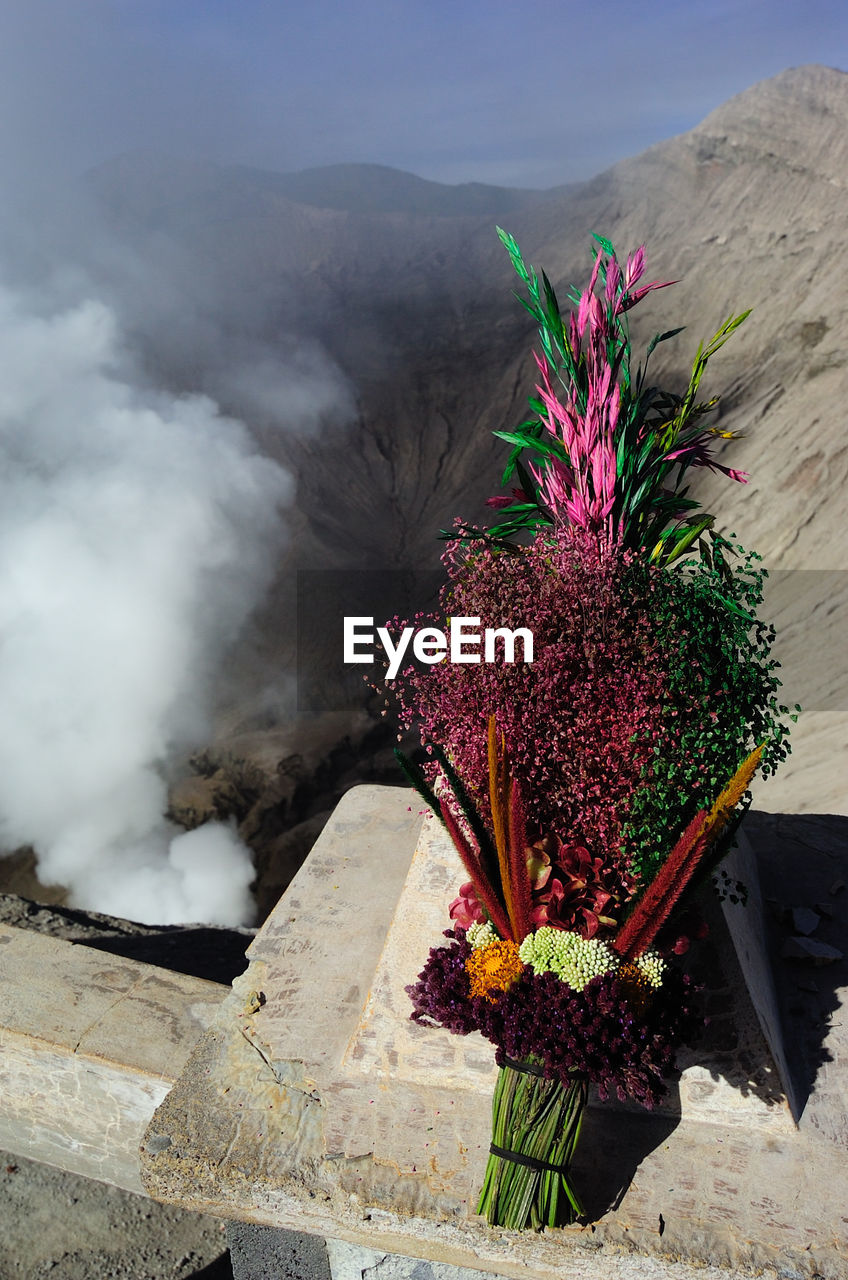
[796,979,819,993]
[781,936,843,964]
[791,906,821,935]
[829,879,846,895]
[144,1134,172,1154]
[815,901,835,918]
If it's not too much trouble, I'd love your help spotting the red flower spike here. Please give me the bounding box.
[488,715,518,937]
[614,744,765,959]
[439,797,514,942]
[507,776,534,941]
[612,810,710,959]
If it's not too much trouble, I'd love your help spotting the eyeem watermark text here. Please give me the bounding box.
[344,616,534,680]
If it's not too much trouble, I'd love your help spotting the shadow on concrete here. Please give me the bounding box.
[575,1089,681,1219]
[0,893,255,985]
[742,810,848,1132]
[190,1253,234,1279]
[80,924,254,985]
[574,811,848,1213]
[644,811,848,1132]
[677,881,790,1112]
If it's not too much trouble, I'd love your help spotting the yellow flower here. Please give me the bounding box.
[466,940,523,1002]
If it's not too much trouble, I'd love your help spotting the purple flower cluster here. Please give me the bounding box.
[407,930,479,1036]
[406,931,702,1109]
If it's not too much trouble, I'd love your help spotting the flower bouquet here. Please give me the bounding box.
[389,232,796,1230]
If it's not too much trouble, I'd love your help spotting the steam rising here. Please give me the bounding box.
[0,285,292,925]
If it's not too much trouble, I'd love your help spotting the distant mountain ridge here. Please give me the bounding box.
[233,162,551,216]
[86,152,551,223]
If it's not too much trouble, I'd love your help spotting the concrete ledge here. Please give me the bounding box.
[0,924,227,1193]
[140,786,848,1280]
[347,815,794,1134]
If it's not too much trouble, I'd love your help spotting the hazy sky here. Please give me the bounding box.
[1,1,847,190]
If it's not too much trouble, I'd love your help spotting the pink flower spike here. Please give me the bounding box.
[665,437,749,483]
[709,463,749,483]
[624,246,646,290]
[576,287,593,340]
[532,350,549,377]
[569,312,580,356]
[618,278,677,314]
[605,258,621,303]
[587,250,603,296]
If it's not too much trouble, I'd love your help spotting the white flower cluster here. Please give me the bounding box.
[518,926,619,991]
[636,951,666,988]
[466,920,499,950]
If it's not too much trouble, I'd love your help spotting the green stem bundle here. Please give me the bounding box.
[477,1062,587,1229]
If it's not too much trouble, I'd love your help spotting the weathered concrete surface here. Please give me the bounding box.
[325,1239,503,1279]
[140,786,848,1279]
[0,924,227,1194]
[322,1239,772,1280]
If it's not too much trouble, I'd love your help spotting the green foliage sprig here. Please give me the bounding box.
[622,534,798,881]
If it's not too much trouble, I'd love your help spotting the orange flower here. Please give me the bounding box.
[466,940,523,1002]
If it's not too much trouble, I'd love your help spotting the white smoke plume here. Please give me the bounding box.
[0,284,293,925]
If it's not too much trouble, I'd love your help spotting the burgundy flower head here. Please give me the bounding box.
[448,881,487,929]
[530,840,636,939]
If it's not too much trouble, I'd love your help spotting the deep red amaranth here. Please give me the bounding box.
[390,527,670,875]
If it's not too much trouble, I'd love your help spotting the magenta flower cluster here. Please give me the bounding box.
[525,242,665,543]
[527,244,747,544]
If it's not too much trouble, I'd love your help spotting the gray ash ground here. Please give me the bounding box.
[0,1149,233,1279]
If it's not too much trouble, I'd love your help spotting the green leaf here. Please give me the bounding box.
[713,593,758,623]
[654,516,715,565]
[487,502,539,515]
[516,294,543,323]
[646,326,685,360]
[591,232,616,257]
[491,429,537,447]
[430,742,503,905]
[493,433,567,465]
[393,749,443,824]
[496,226,530,283]
[515,458,538,497]
[541,270,563,329]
